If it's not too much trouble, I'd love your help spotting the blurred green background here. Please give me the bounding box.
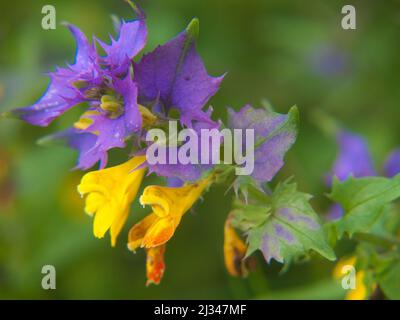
[1,0,399,299]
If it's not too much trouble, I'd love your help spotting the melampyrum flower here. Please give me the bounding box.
[78,155,146,246]
[128,174,213,250]
[332,256,375,300]
[9,3,147,170]
[127,174,213,285]
[2,0,306,288]
[223,214,255,277]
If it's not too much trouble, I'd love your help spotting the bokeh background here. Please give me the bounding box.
[1,0,399,299]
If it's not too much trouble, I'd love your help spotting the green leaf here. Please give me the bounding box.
[232,180,336,264]
[328,175,400,238]
[186,18,199,42]
[377,260,400,299]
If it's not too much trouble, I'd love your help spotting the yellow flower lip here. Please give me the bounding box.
[139,189,171,217]
[77,182,109,197]
[128,174,214,251]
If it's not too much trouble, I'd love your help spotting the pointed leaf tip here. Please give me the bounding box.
[36,133,67,147]
[289,105,300,123]
[186,18,199,40]
[0,110,17,120]
[36,135,53,147]
[124,0,145,18]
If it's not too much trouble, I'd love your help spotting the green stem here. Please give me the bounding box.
[309,109,340,138]
[353,232,400,249]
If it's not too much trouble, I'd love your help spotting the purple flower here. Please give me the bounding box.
[326,130,400,220]
[41,128,107,170]
[326,130,375,220]
[167,177,184,187]
[329,130,376,184]
[384,149,400,178]
[309,44,349,77]
[134,19,224,128]
[228,104,298,183]
[134,20,224,181]
[10,8,147,170]
[326,203,344,221]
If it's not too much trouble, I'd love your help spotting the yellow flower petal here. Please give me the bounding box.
[128,213,158,251]
[138,104,157,128]
[109,205,130,247]
[332,255,357,279]
[141,216,177,248]
[128,174,213,254]
[140,189,171,217]
[78,156,146,246]
[140,174,213,220]
[93,202,116,239]
[346,271,367,300]
[74,110,100,134]
[84,192,105,216]
[224,214,254,277]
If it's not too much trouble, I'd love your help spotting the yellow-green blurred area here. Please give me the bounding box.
[0,0,399,299]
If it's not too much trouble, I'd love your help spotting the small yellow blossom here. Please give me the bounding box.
[73,110,100,133]
[346,271,368,300]
[332,255,357,280]
[78,156,146,246]
[138,105,157,128]
[128,174,213,251]
[146,245,166,286]
[224,214,254,277]
[333,255,370,300]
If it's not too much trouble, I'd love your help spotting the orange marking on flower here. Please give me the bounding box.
[146,245,166,286]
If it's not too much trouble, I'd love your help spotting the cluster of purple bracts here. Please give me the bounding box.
[10,5,298,186]
[11,8,222,175]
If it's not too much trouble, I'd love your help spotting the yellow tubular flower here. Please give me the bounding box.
[73,110,100,134]
[78,156,147,246]
[128,174,213,251]
[332,255,371,300]
[224,214,254,277]
[346,271,367,300]
[332,255,357,280]
[146,245,166,286]
[138,104,157,128]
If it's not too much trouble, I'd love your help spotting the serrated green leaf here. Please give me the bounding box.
[328,175,400,238]
[232,180,336,264]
